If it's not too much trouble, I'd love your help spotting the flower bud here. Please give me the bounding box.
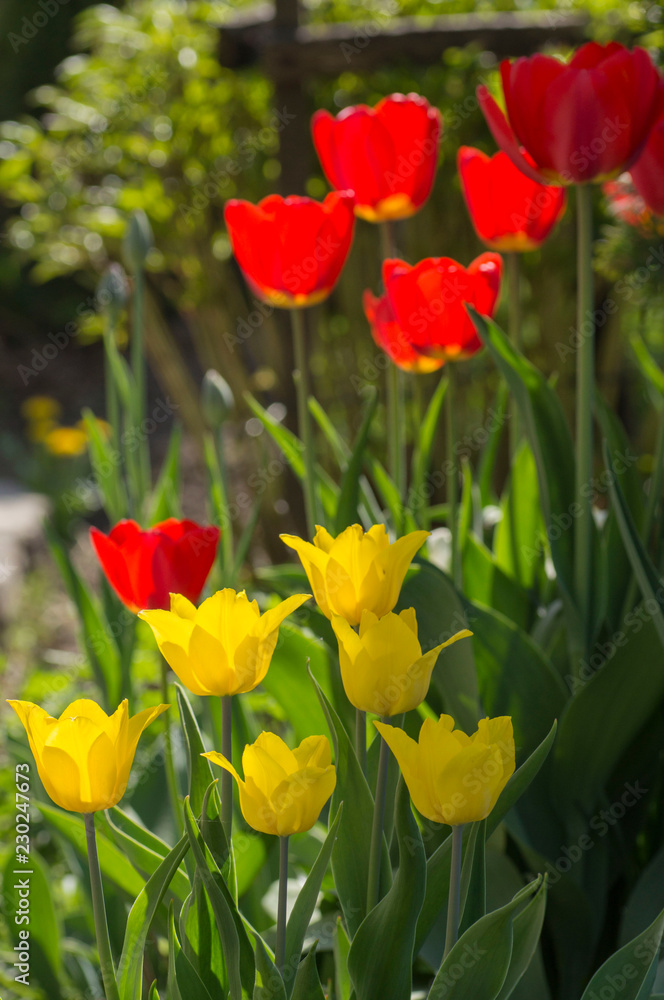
[123,210,154,273]
[201,369,235,428]
[97,263,129,321]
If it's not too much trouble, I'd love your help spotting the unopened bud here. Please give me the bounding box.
[123,210,154,273]
[202,369,235,428]
[97,263,129,320]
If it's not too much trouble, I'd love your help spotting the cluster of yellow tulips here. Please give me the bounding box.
[8,522,515,837]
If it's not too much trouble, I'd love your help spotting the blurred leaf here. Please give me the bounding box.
[494,441,543,590]
[579,903,664,1000]
[2,849,62,999]
[410,373,447,525]
[81,408,127,522]
[291,945,326,1000]
[496,875,548,1000]
[261,623,333,745]
[168,902,215,1000]
[177,685,217,820]
[150,422,183,522]
[463,534,532,632]
[459,820,487,935]
[334,386,378,533]
[102,808,190,902]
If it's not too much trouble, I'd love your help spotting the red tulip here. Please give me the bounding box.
[382,254,502,361]
[224,192,355,308]
[631,114,664,216]
[90,518,219,613]
[478,42,661,186]
[457,146,566,251]
[363,290,444,373]
[311,93,441,222]
[603,175,652,230]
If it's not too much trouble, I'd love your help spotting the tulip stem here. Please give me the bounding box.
[215,427,236,586]
[221,694,233,844]
[84,813,121,1000]
[355,708,367,774]
[443,824,464,960]
[380,221,406,519]
[507,252,522,451]
[160,658,183,835]
[276,835,289,974]
[131,266,151,521]
[446,367,461,587]
[367,718,391,911]
[574,183,594,658]
[291,308,318,537]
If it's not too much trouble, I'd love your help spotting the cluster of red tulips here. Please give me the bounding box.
[223,41,663,370]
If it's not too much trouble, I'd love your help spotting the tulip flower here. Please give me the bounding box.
[223,192,355,309]
[311,93,442,222]
[203,731,336,836]
[631,114,664,217]
[90,518,219,614]
[281,524,429,626]
[603,174,653,230]
[457,146,566,252]
[138,589,310,697]
[363,290,444,373]
[382,254,502,361]
[375,714,515,826]
[7,698,168,813]
[331,609,472,716]
[477,42,661,186]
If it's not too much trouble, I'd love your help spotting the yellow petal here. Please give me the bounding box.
[312,525,336,552]
[375,722,436,822]
[292,735,332,771]
[58,699,111,727]
[257,593,311,639]
[202,750,244,786]
[139,609,194,651]
[170,593,197,619]
[281,534,332,619]
[434,742,495,825]
[375,530,429,616]
[187,625,234,695]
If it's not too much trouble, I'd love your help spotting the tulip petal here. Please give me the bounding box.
[476,86,552,184]
[257,593,311,639]
[292,734,333,771]
[170,592,198,619]
[280,535,332,618]
[90,524,139,612]
[375,722,435,821]
[202,750,244,786]
[376,530,429,615]
[434,742,495,825]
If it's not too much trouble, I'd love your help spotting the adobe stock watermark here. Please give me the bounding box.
[8,0,72,54]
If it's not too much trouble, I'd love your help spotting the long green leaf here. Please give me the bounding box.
[291,945,326,1000]
[410,374,447,525]
[168,902,215,1000]
[102,809,189,902]
[495,875,548,1000]
[580,903,664,1000]
[334,386,378,533]
[117,833,190,1000]
[348,779,426,1000]
[177,685,216,819]
[150,422,182,523]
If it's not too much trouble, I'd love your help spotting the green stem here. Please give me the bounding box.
[221,694,233,844]
[507,252,522,453]
[574,183,594,657]
[216,427,235,586]
[443,824,464,960]
[446,368,461,587]
[160,658,183,835]
[103,315,121,456]
[366,718,390,911]
[276,835,289,974]
[131,267,151,520]
[291,308,318,537]
[84,814,121,1000]
[380,221,406,521]
[355,708,367,775]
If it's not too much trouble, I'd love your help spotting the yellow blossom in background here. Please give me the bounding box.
[139,589,310,697]
[77,417,111,438]
[375,714,515,826]
[332,609,472,715]
[7,698,168,813]
[44,426,88,457]
[21,395,62,422]
[203,732,336,836]
[281,524,429,625]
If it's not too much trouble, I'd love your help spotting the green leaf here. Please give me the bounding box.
[471,310,580,639]
[495,875,548,1000]
[604,442,664,646]
[494,441,543,589]
[177,685,216,819]
[118,833,190,1000]
[580,903,664,1000]
[630,330,664,398]
[291,945,326,1000]
[333,917,351,1000]
[464,601,567,758]
[179,872,227,1000]
[150,422,183,522]
[397,560,480,733]
[254,934,286,1000]
[168,902,215,1000]
[284,805,342,994]
[45,522,121,709]
[477,383,509,507]
[102,808,190,902]
[416,722,556,952]
[459,820,487,935]
[620,843,664,946]
[39,804,145,898]
[334,386,378,533]
[244,391,338,523]
[309,670,390,938]
[348,779,426,1000]
[149,983,161,1000]
[410,373,447,524]
[81,408,127,522]
[462,534,532,633]
[2,849,63,999]
[427,878,541,1000]
[183,797,254,1000]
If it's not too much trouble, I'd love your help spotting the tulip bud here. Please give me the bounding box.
[201,369,235,428]
[97,263,129,322]
[123,210,154,273]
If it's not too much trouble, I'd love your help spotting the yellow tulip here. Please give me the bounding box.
[7,698,168,813]
[375,714,515,826]
[203,732,336,836]
[139,589,310,697]
[281,524,429,625]
[331,609,472,716]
